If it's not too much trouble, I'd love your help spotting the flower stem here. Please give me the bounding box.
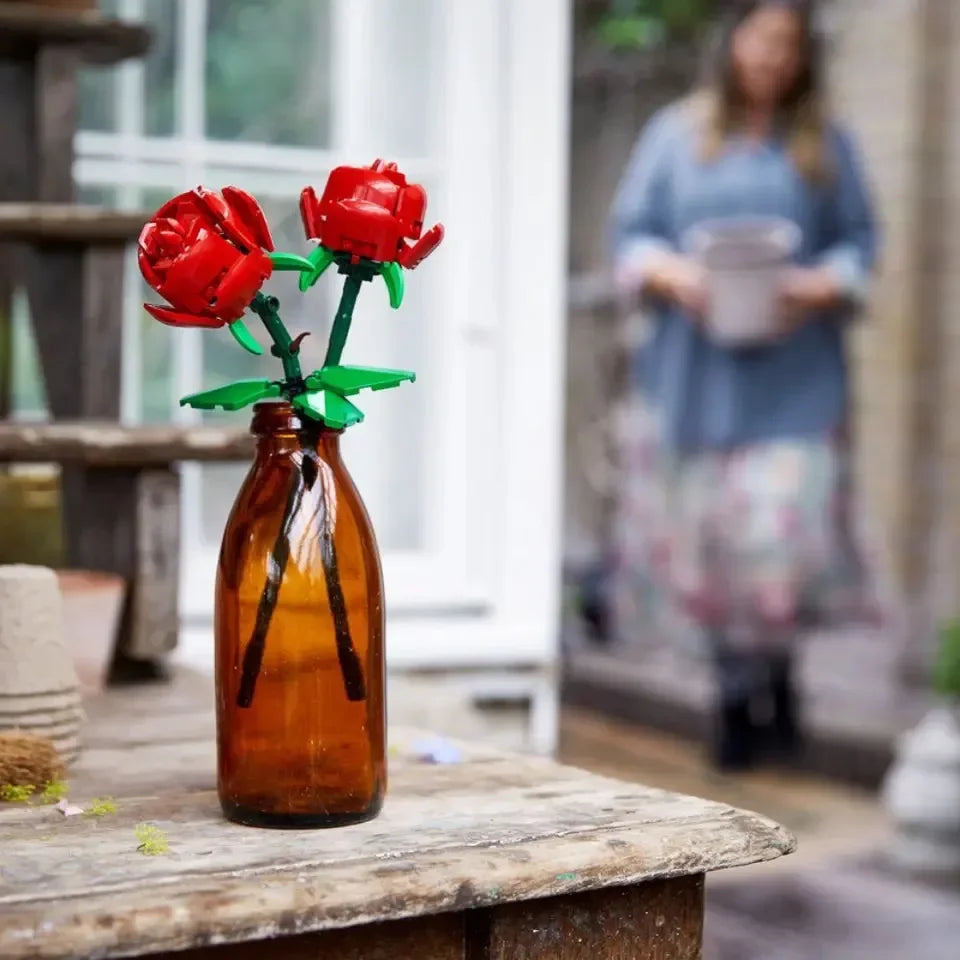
[324,273,364,368]
[305,449,365,701]
[250,292,303,388]
[236,466,305,709]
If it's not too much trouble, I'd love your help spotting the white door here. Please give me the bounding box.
[57,0,569,670]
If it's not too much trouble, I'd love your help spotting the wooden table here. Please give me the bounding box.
[0,671,795,959]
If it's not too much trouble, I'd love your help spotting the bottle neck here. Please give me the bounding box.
[250,402,343,461]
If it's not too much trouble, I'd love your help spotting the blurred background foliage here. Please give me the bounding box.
[581,0,716,50]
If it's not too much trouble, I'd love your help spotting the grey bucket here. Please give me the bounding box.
[684,217,801,346]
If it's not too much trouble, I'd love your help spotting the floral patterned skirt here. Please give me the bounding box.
[610,398,893,654]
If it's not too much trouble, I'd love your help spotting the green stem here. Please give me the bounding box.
[324,273,364,368]
[250,292,302,386]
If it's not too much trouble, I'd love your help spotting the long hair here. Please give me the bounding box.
[698,0,831,182]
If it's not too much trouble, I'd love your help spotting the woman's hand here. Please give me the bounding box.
[627,251,708,316]
[778,266,843,331]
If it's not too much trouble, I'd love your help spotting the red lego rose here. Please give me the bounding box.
[300,159,444,269]
[138,186,275,328]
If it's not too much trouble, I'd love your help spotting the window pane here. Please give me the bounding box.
[367,0,442,157]
[79,65,117,133]
[143,0,178,137]
[79,0,121,131]
[79,0,176,136]
[10,290,46,417]
[205,0,333,147]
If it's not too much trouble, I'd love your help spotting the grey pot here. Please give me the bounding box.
[882,702,960,881]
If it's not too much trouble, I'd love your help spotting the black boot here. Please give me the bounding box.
[712,648,762,772]
[767,654,803,761]
[713,698,756,772]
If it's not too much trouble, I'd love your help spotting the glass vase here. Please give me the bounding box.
[215,401,385,828]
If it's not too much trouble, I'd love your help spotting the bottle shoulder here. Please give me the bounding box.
[218,450,380,593]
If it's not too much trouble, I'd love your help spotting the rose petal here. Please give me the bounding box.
[222,186,274,252]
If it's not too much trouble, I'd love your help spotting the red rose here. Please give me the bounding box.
[138,186,275,328]
[300,159,443,269]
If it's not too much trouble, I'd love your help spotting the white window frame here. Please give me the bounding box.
[74,0,571,671]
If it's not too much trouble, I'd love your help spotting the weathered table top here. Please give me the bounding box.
[0,671,795,959]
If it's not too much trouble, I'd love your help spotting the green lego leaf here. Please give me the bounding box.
[269,250,316,273]
[310,364,416,396]
[293,389,364,430]
[382,261,405,308]
[299,245,336,292]
[227,318,263,356]
[180,379,282,412]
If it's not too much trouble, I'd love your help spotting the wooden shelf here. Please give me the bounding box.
[0,422,254,466]
[0,3,150,63]
[0,204,149,243]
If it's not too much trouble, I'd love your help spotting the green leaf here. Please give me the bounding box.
[180,380,281,412]
[269,251,316,273]
[227,319,263,356]
[293,389,364,430]
[382,261,404,309]
[299,245,336,292]
[308,364,415,397]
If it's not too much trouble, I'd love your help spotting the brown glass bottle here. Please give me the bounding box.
[215,401,385,828]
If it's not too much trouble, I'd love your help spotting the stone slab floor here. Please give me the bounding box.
[558,709,960,960]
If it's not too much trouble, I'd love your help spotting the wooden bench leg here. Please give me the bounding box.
[27,243,124,420]
[60,465,180,681]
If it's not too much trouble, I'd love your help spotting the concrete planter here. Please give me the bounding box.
[0,566,83,764]
[883,702,960,881]
[57,571,125,692]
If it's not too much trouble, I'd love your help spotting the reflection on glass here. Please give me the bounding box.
[205,0,332,146]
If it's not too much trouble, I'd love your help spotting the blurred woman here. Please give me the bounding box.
[610,0,884,770]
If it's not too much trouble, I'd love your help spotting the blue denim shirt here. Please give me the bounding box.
[610,101,878,452]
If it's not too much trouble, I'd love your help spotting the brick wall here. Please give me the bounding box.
[828,0,925,588]
[927,0,960,636]
[830,0,960,667]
